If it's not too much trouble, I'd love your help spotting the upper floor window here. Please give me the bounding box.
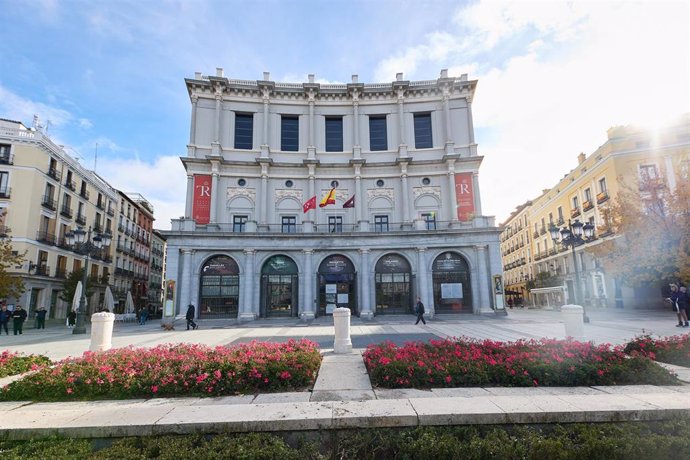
[422,212,436,230]
[369,116,387,151]
[572,196,579,209]
[0,171,9,198]
[281,116,299,152]
[598,177,607,193]
[233,215,248,233]
[413,113,433,149]
[584,188,592,202]
[234,113,254,150]
[328,216,343,233]
[639,164,658,181]
[325,117,343,152]
[281,216,297,233]
[374,215,389,232]
[557,206,564,222]
[0,144,11,164]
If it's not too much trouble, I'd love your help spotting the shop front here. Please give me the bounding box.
[375,253,413,314]
[198,255,240,319]
[318,254,357,316]
[260,255,299,318]
[432,251,472,313]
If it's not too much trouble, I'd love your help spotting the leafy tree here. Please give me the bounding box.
[588,172,690,285]
[0,234,26,300]
[59,268,98,306]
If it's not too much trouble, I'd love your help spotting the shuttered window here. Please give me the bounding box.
[234,113,254,150]
[413,113,432,149]
[369,116,387,151]
[281,116,299,151]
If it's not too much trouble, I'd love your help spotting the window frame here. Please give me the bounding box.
[421,212,436,230]
[233,215,248,233]
[368,115,388,151]
[374,215,389,233]
[234,113,254,150]
[280,115,299,152]
[281,215,297,233]
[413,113,433,149]
[325,116,344,152]
[328,215,343,233]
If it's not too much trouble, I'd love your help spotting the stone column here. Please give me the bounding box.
[472,172,482,217]
[447,167,459,223]
[212,88,222,156]
[352,89,361,159]
[302,249,315,320]
[396,88,408,157]
[475,245,492,313]
[260,88,270,159]
[185,174,193,218]
[240,249,256,321]
[180,249,194,316]
[359,248,373,319]
[259,165,269,228]
[187,94,198,156]
[303,166,316,232]
[416,247,431,316]
[467,97,475,145]
[307,89,316,160]
[443,89,453,144]
[354,166,363,227]
[210,171,219,224]
[665,155,677,193]
[400,164,411,225]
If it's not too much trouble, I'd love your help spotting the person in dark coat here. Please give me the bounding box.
[35,307,47,329]
[414,297,426,325]
[12,305,27,335]
[668,284,688,327]
[679,286,689,326]
[186,304,198,330]
[67,310,76,328]
[0,304,10,335]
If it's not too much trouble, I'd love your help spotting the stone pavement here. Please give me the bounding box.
[1,307,690,440]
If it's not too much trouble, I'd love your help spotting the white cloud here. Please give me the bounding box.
[0,85,74,127]
[78,118,93,129]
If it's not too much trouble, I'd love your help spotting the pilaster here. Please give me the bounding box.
[239,249,257,321]
[359,248,373,319]
[301,249,315,321]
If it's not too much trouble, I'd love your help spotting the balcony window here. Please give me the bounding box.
[325,117,343,152]
[422,212,436,230]
[280,116,299,152]
[0,144,12,164]
[598,177,607,194]
[374,215,389,233]
[369,116,387,151]
[413,113,433,149]
[328,216,343,233]
[234,113,254,149]
[0,171,9,198]
[281,216,297,233]
[233,215,248,233]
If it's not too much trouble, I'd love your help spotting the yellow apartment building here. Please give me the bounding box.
[500,200,534,306]
[0,118,119,319]
[501,114,690,309]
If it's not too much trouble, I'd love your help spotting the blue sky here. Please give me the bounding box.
[1,0,688,229]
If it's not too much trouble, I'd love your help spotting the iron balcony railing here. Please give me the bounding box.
[0,153,13,165]
[48,167,61,181]
[76,213,87,225]
[41,195,57,210]
[65,179,76,191]
[0,186,10,198]
[60,204,73,219]
[36,231,57,245]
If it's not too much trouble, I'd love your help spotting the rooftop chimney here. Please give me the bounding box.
[460,74,468,82]
[396,72,403,81]
[194,72,202,79]
[577,152,586,164]
[216,67,224,77]
[263,71,270,81]
[308,74,315,83]
[440,69,448,79]
[352,74,358,83]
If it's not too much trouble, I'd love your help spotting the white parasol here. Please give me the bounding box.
[125,291,135,314]
[72,281,83,312]
[104,286,115,312]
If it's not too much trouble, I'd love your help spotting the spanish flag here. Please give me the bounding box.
[319,188,336,207]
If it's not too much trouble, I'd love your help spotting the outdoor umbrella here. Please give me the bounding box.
[104,286,115,312]
[125,291,135,314]
[72,281,83,312]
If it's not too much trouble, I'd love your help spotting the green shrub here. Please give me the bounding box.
[624,334,690,366]
[0,351,52,378]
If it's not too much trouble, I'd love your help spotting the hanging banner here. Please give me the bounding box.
[192,175,212,224]
[455,172,475,221]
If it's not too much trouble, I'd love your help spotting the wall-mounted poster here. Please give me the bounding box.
[192,175,212,224]
[326,304,336,314]
[441,283,463,299]
[455,172,475,221]
[325,284,337,293]
[337,293,349,304]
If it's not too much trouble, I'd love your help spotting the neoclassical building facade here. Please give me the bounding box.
[164,69,502,320]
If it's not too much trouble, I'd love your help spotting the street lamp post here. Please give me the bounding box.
[65,226,112,334]
[549,219,595,323]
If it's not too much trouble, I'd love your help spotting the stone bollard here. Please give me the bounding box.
[333,307,353,354]
[561,304,585,341]
[90,312,116,352]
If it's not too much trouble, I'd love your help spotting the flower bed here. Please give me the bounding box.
[364,338,679,388]
[624,334,690,367]
[0,351,52,378]
[0,340,321,401]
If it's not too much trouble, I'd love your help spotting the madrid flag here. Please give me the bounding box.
[303,196,317,213]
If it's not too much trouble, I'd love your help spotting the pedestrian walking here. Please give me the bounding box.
[679,286,689,325]
[186,304,198,330]
[0,304,10,335]
[12,305,27,335]
[139,306,148,325]
[668,284,688,327]
[414,296,426,325]
[67,310,76,328]
[35,306,47,329]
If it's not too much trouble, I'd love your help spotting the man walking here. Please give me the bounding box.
[414,296,426,325]
[186,304,198,330]
[12,305,27,335]
[0,304,10,335]
[35,306,47,329]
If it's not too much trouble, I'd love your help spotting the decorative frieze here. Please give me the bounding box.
[413,186,441,199]
[226,187,256,202]
[275,189,303,202]
[367,188,395,202]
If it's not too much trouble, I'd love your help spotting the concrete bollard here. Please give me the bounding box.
[561,304,585,341]
[333,307,353,354]
[90,312,116,352]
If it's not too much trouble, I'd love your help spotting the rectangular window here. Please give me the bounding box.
[639,164,658,181]
[422,212,436,230]
[234,113,254,149]
[572,196,579,209]
[328,216,343,233]
[0,171,8,197]
[369,116,387,151]
[374,215,389,232]
[233,215,248,233]
[548,212,553,224]
[584,188,592,202]
[557,206,564,222]
[281,216,296,233]
[280,116,299,152]
[325,117,343,152]
[598,177,607,193]
[0,144,10,163]
[413,113,433,149]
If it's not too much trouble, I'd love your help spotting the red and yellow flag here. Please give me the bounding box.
[319,188,336,207]
[303,196,316,213]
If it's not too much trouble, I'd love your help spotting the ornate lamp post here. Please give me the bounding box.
[549,219,595,322]
[65,226,112,334]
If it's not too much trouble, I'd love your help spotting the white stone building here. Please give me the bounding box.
[163,69,502,321]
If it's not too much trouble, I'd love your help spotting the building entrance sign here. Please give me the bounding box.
[199,255,239,319]
[318,255,357,316]
[260,255,299,318]
[375,253,412,314]
[432,252,472,313]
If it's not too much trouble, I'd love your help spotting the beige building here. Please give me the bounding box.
[149,229,166,314]
[501,115,690,309]
[0,118,118,318]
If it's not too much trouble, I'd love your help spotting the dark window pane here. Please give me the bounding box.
[281,216,297,233]
[281,116,299,151]
[374,215,389,232]
[413,113,432,149]
[234,113,254,149]
[325,117,343,152]
[369,116,387,151]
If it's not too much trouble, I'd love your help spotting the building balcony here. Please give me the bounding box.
[60,204,73,219]
[0,225,10,237]
[583,200,594,212]
[76,213,87,225]
[35,265,50,276]
[596,191,609,204]
[41,195,57,211]
[93,223,103,233]
[107,207,115,217]
[0,186,10,199]
[55,268,67,279]
[533,231,540,238]
[570,207,581,218]
[80,189,90,200]
[540,227,546,235]
[96,200,105,210]
[47,167,61,182]
[36,231,57,245]
[0,153,13,165]
[65,179,76,191]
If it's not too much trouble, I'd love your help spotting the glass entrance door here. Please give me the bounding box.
[261,274,298,317]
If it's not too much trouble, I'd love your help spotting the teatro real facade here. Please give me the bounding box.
[163,68,502,321]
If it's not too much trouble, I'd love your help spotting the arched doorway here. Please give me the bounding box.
[432,252,472,313]
[199,255,240,319]
[318,254,357,316]
[375,253,412,314]
[260,255,299,318]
